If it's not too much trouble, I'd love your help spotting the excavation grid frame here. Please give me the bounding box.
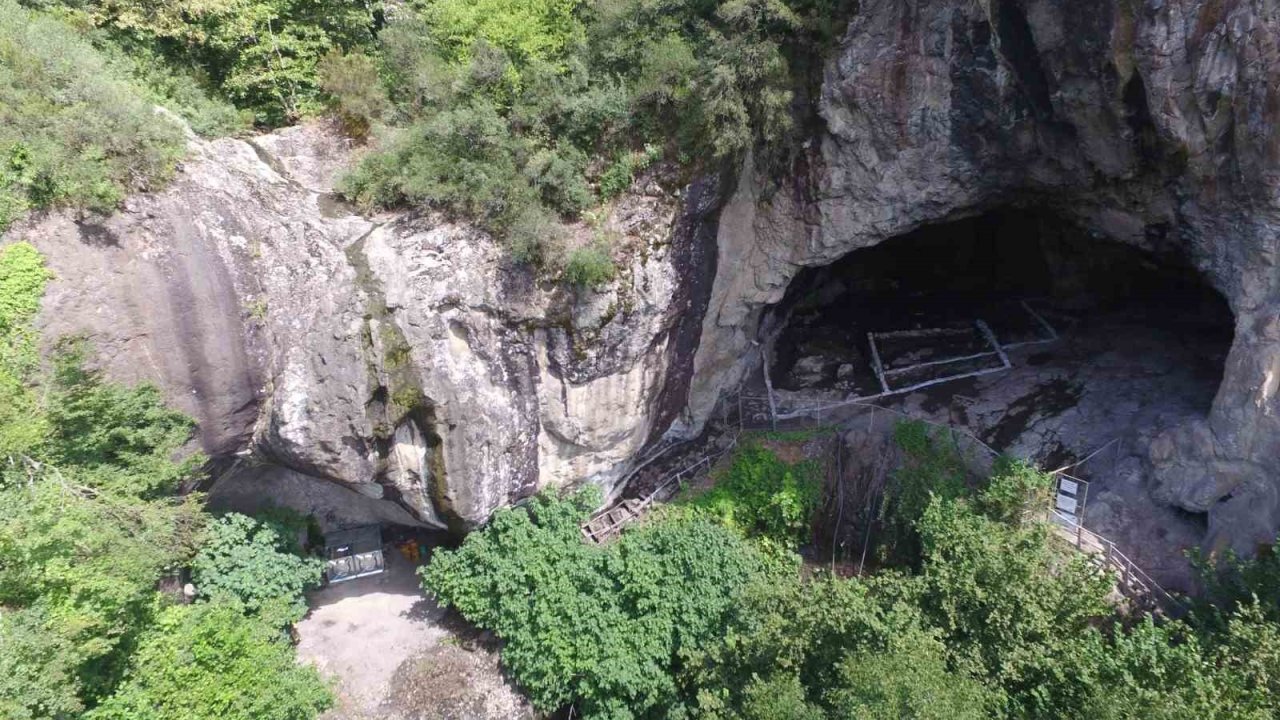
[867,300,1058,396]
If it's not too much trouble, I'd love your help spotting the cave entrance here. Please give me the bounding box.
[761,208,1235,591]
[762,208,1233,450]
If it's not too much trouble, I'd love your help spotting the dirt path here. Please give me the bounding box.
[295,550,532,719]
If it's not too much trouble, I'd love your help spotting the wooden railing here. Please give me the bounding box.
[581,436,740,544]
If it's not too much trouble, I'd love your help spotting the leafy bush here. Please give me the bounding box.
[562,243,616,288]
[1191,538,1280,626]
[0,605,88,720]
[505,204,568,266]
[97,39,249,137]
[87,601,332,720]
[691,442,821,546]
[912,496,1113,717]
[0,0,187,230]
[877,420,972,562]
[41,341,200,496]
[421,437,1280,720]
[340,99,536,229]
[0,243,219,715]
[191,513,324,622]
[317,50,389,139]
[827,629,995,720]
[0,470,207,709]
[0,243,50,455]
[411,0,585,73]
[337,0,842,271]
[597,144,658,200]
[976,455,1054,524]
[423,492,764,718]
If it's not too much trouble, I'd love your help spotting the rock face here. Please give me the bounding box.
[5,123,708,529]
[682,0,1280,555]
[6,0,1278,552]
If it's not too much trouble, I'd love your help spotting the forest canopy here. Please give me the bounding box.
[424,431,1280,720]
[2,0,845,277]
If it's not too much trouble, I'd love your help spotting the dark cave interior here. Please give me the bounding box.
[767,208,1235,411]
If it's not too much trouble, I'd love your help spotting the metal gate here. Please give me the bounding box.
[323,525,385,584]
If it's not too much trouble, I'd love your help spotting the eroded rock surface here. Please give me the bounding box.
[682,0,1280,555]
[4,122,704,528]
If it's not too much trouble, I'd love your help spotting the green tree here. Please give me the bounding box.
[0,1,186,230]
[690,442,821,546]
[423,492,764,719]
[87,601,332,720]
[410,0,585,74]
[190,512,324,622]
[62,0,381,125]
[0,242,50,456]
[827,629,994,720]
[913,496,1112,717]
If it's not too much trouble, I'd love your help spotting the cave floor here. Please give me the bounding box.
[761,304,1228,593]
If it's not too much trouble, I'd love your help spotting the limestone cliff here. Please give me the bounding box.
[5,0,1279,554]
[6,123,717,529]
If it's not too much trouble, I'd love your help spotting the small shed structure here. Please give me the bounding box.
[323,525,385,584]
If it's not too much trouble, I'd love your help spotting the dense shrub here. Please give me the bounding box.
[336,0,844,279]
[41,341,200,497]
[876,420,973,562]
[0,243,50,455]
[86,601,332,720]
[1,243,333,719]
[0,0,187,231]
[190,513,324,622]
[317,50,388,138]
[50,0,382,126]
[976,455,1054,524]
[691,442,821,546]
[423,491,765,718]
[562,243,616,288]
[410,0,585,72]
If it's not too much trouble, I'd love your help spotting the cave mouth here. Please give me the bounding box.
[763,208,1234,443]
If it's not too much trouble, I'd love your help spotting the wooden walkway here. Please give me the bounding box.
[580,439,739,544]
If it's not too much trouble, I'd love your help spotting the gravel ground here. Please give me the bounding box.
[295,548,532,719]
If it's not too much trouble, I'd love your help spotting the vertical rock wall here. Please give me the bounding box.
[4,123,706,529]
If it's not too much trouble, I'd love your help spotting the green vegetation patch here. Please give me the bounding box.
[688,441,822,547]
[335,0,843,279]
[422,420,1280,719]
[0,244,331,719]
[86,601,331,720]
[422,489,766,718]
[0,1,190,231]
[190,512,325,623]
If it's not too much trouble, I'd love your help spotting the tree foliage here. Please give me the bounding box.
[337,0,844,277]
[422,420,1280,719]
[689,441,821,546]
[42,0,381,125]
[86,601,331,720]
[0,243,326,720]
[0,1,188,231]
[190,512,324,622]
[423,491,765,718]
